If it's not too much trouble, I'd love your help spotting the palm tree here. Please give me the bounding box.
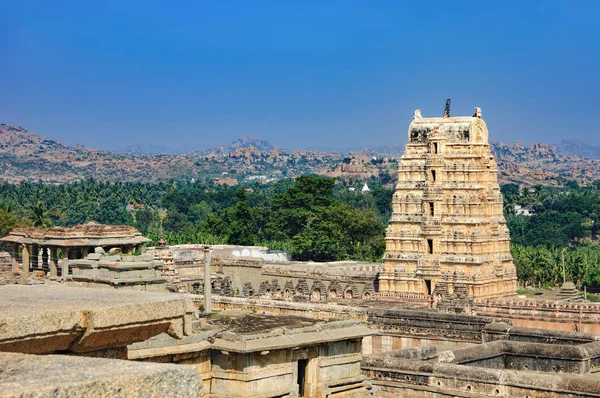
[29,202,53,228]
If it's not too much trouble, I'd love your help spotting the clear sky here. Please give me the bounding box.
[1,1,599,152]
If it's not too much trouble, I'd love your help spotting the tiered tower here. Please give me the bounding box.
[379,106,517,303]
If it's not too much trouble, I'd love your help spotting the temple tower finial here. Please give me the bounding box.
[443,99,451,118]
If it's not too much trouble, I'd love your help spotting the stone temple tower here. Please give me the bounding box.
[379,106,517,304]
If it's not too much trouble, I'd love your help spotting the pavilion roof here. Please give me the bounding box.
[0,222,150,247]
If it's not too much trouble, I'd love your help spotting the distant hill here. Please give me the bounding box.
[0,124,72,155]
[1,123,600,187]
[117,144,180,156]
[193,136,274,155]
[555,140,600,160]
[0,124,197,183]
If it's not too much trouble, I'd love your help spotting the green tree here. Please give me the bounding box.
[0,209,22,237]
[134,208,154,234]
[29,202,53,228]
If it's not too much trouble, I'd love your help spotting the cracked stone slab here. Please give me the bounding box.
[0,284,195,353]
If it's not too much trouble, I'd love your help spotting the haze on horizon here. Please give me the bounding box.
[1,1,598,153]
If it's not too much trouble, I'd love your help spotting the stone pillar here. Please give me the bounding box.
[21,244,30,279]
[31,243,39,269]
[11,243,19,274]
[62,247,70,280]
[49,247,58,278]
[41,247,49,269]
[203,247,212,314]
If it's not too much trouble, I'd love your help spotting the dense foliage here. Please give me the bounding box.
[503,182,600,287]
[0,177,389,262]
[3,177,600,288]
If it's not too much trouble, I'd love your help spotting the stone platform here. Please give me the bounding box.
[69,253,167,291]
[0,351,203,397]
[0,284,194,354]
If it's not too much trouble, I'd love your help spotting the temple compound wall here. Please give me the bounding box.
[475,297,600,334]
[380,107,517,304]
[148,243,379,302]
[211,261,378,302]
[247,262,378,302]
[362,328,600,397]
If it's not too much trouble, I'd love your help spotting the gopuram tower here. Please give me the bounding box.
[379,103,517,305]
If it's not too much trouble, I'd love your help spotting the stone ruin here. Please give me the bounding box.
[0,222,149,280]
[69,250,167,291]
[363,322,600,397]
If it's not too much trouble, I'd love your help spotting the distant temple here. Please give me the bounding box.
[379,106,517,304]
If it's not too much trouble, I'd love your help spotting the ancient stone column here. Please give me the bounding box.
[204,247,212,314]
[21,244,30,279]
[11,243,19,274]
[41,247,49,269]
[31,243,39,269]
[62,247,70,280]
[49,247,58,278]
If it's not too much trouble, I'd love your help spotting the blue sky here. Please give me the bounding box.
[1,1,599,152]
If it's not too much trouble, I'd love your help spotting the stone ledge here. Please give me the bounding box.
[0,285,195,354]
[0,351,203,397]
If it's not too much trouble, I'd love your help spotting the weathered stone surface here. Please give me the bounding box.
[363,338,600,397]
[0,284,194,354]
[69,253,167,291]
[381,107,517,303]
[0,222,150,247]
[0,352,203,397]
[208,312,373,353]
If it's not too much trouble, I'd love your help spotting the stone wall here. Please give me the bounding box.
[362,359,600,397]
[209,296,368,322]
[209,341,370,398]
[362,341,600,397]
[208,296,513,356]
[475,298,600,334]
[482,321,600,345]
[368,307,504,343]
[215,258,379,303]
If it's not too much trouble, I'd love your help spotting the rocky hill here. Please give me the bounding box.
[1,124,599,187]
[192,136,274,155]
[555,140,600,160]
[490,141,600,185]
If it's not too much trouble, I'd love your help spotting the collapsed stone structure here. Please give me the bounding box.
[380,107,517,304]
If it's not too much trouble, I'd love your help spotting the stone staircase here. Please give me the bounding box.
[557,281,584,302]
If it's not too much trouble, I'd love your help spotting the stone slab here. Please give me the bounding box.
[0,284,194,353]
[0,351,203,397]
